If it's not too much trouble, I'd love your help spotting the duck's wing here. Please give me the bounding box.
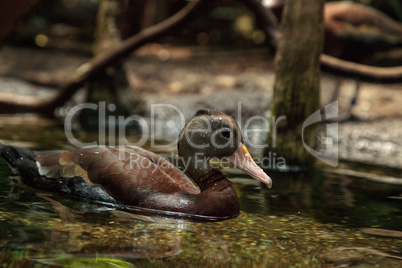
[35,146,199,205]
[118,146,199,194]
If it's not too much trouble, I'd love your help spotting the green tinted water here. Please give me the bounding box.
[0,123,401,267]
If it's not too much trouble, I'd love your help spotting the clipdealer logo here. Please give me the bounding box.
[63,101,339,168]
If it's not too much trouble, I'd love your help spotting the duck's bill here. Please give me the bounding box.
[227,143,272,188]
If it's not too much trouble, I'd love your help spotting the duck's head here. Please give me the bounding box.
[178,109,272,188]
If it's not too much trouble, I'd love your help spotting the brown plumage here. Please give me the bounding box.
[36,146,200,205]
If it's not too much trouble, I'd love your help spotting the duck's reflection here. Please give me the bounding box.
[5,190,185,260]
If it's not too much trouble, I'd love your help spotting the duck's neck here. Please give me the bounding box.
[186,165,226,191]
[183,156,220,191]
[183,156,240,217]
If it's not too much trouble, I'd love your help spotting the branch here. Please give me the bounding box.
[0,0,214,114]
[320,54,402,83]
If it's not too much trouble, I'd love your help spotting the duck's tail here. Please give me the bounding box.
[0,143,119,205]
[0,142,41,187]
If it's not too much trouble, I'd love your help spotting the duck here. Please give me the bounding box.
[0,109,272,219]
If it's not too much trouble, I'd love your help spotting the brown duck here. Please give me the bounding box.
[0,109,272,219]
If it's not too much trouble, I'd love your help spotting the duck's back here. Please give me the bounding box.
[33,146,199,206]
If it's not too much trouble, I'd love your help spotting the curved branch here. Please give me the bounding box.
[320,54,402,83]
[0,0,214,114]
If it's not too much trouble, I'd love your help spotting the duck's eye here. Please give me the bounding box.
[220,128,231,139]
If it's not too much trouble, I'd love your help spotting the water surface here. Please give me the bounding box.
[0,122,401,267]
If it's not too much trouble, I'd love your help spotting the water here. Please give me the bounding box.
[0,122,401,267]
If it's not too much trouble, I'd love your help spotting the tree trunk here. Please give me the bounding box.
[265,0,324,166]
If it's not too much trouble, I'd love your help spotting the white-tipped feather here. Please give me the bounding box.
[37,161,61,178]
